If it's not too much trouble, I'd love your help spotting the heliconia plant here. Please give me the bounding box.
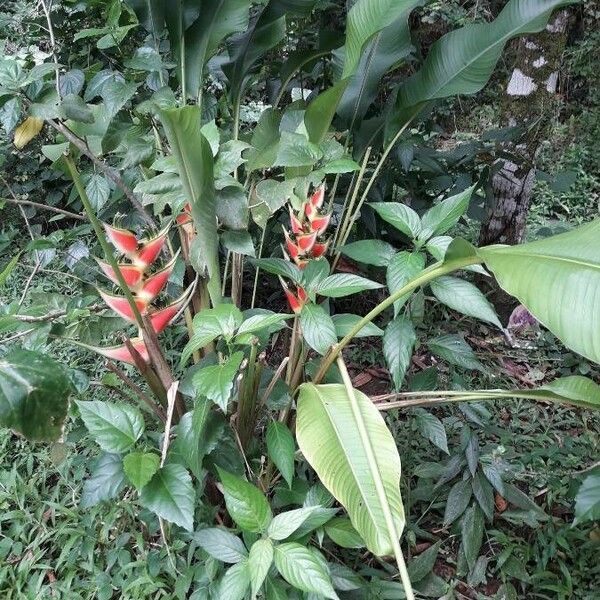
[280,186,330,314]
[92,224,189,365]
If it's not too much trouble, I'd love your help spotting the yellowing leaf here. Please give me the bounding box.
[14,117,44,149]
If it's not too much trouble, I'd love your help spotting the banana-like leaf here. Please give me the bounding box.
[336,14,414,130]
[296,383,405,556]
[478,219,600,365]
[340,0,421,79]
[158,106,221,304]
[183,0,254,99]
[125,0,165,37]
[387,0,576,139]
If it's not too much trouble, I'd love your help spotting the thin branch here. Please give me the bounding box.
[11,304,102,322]
[39,0,61,97]
[47,119,155,227]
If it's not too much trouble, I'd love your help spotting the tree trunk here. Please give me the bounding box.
[479,10,571,246]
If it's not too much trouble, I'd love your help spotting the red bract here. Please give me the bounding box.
[280,185,331,312]
[95,223,187,364]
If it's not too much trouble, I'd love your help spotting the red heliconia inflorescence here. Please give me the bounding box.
[281,186,330,314]
[94,224,188,365]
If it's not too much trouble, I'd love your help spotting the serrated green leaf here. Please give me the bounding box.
[80,453,125,508]
[370,202,421,238]
[428,334,483,371]
[332,314,383,338]
[195,527,248,563]
[386,251,426,316]
[340,239,397,267]
[324,517,365,549]
[420,186,475,239]
[193,351,244,412]
[444,479,472,526]
[267,506,322,540]
[316,273,383,298]
[383,315,416,391]
[77,400,144,454]
[300,303,337,356]
[122,452,160,491]
[249,538,274,597]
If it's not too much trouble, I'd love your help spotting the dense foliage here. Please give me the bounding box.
[1,1,599,598]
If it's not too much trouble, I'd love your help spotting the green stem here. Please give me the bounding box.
[64,153,146,329]
[337,356,414,600]
[314,254,482,383]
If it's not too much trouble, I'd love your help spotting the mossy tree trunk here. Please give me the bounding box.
[479,10,571,246]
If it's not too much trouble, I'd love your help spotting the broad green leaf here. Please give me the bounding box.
[273,542,338,599]
[61,93,94,123]
[215,140,251,179]
[472,471,495,521]
[341,0,420,78]
[77,401,144,454]
[267,506,321,540]
[274,131,323,168]
[246,108,281,171]
[413,408,449,454]
[123,451,160,491]
[218,468,272,533]
[316,273,383,298]
[158,106,221,303]
[193,351,244,412]
[388,0,575,137]
[195,527,248,563]
[324,517,365,549]
[288,507,338,540]
[428,334,483,371]
[249,538,274,597]
[444,479,472,526]
[337,7,416,129]
[574,471,600,524]
[383,315,416,391]
[322,158,360,173]
[182,304,244,366]
[300,303,337,356]
[80,453,125,508]
[297,383,405,556]
[250,258,302,283]
[182,0,253,99]
[305,79,349,144]
[219,560,251,600]
[237,312,292,336]
[370,202,421,238]
[101,80,138,118]
[419,186,475,239]
[461,505,484,570]
[0,349,71,442]
[478,219,600,365]
[266,421,295,488]
[140,464,195,531]
[387,251,426,316]
[340,239,396,267]
[430,276,501,328]
[407,541,441,583]
[332,314,383,338]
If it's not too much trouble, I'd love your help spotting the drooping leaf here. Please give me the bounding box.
[0,349,71,442]
[77,400,144,454]
[340,239,397,267]
[273,542,338,599]
[419,186,475,239]
[407,541,441,583]
[461,505,484,570]
[300,303,337,356]
[316,273,383,298]
[574,471,600,524]
[387,0,576,137]
[158,106,221,303]
[296,383,405,556]
[218,468,272,533]
[193,351,244,412]
[370,202,421,238]
[122,451,160,491]
[413,408,449,454]
[324,517,365,549]
[428,334,483,371]
[383,315,416,391]
[248,538,274,597]
[80,453,126,508]
[267,506,322,540]
[195,527,249,563]
[266,421,295,488]
[478,219,600,365]
[140,463,195,531]
[332,314,383,338]
[444,479,472,526]
[430,276,501,328]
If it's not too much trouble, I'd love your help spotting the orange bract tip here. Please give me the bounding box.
[96,259,143,288]
[99,289,148,323]
[283,229,301,260]
[289,207,303,234]
[310,213,331,235]
[103,223,138,255]
[304,201,317,221]
[149,293,187,333]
